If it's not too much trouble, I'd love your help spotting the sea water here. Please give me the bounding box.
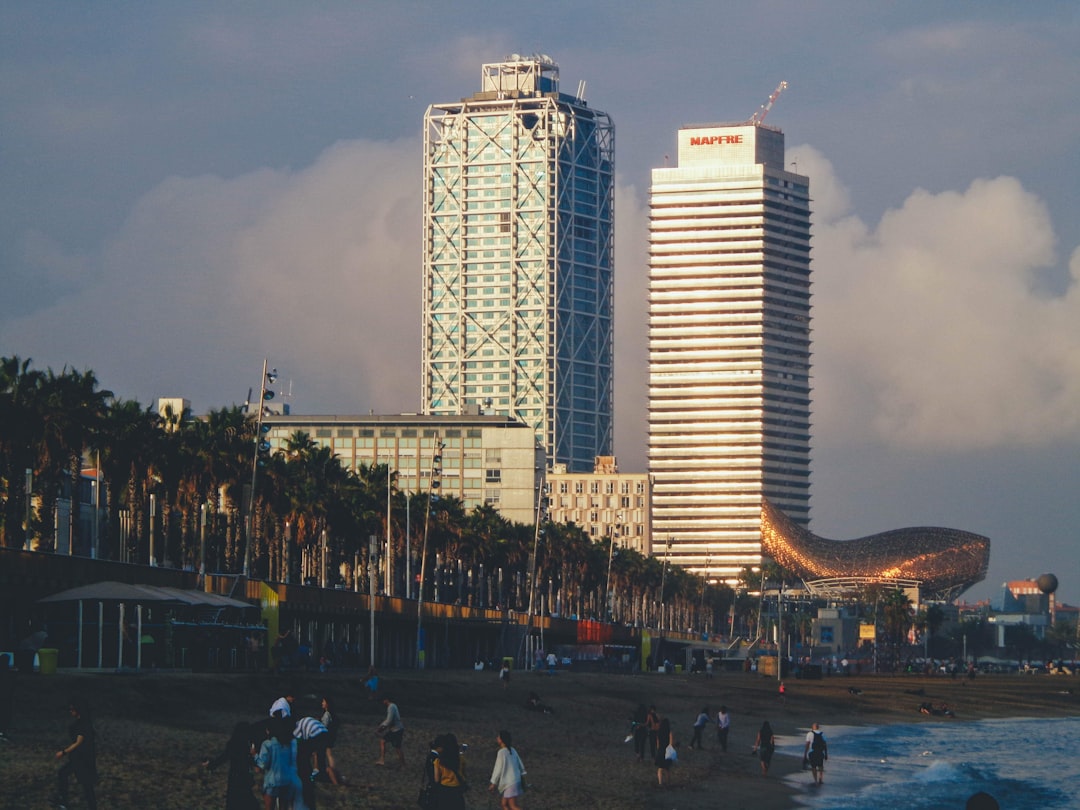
[781,715,1080,809]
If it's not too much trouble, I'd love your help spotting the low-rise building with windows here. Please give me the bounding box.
[263,413,544,525]
[545,456,652,555]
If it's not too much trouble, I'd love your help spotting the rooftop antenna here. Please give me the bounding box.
[748,81,788,125]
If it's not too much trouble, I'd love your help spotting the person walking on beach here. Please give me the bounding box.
[54,697,98,810]
[645,705,660,760]
[431,732,467,810]
[202,721,260,810]
[293,713,337,805]
[690,706,709,750]
[753,720,775,777]
[630,704,648,762]
[803,722,827,785]
[654,716,675,786]
[499,661,511,689]
[489,729,526,809]
[715,705,731,753]
[374,695,405,767]
[362,666,379,699]
[255,715,302,810]
[318,696,340,780]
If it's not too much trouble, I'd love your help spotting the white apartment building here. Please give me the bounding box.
[648,122,812,583]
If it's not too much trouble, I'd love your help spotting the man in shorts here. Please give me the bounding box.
[803,722,827,785]
[375,695,405,767]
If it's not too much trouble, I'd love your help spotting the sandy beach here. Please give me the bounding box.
[1,665,1076,810]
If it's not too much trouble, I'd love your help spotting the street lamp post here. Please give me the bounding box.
[369,534,377,667]
[699,551,710,635]
[404,494,411,599]
[320,528,328,589]
[523,476,549,669]
[149,494,157,567]
[416,435,444,669]
[385,462,392,596]
[245,359,277,577]
[92,451,100,560]
[777,580,783,683]
[199,503,207,584]
[659,536,672,632]
[24,468,33,551]
[283,521,291,584]
[604,512,623,623]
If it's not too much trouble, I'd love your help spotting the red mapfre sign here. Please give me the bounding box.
[689,134,744,146]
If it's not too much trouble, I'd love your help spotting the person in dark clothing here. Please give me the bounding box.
[753,720,775,777]
[645,705,661,760]
[653,716,674,786]
[630,704,648,762]
[0,653,13,741]
[54,697,97,810]
[203,721,260,810]
[690,705,709,749]
[431,733,467,810]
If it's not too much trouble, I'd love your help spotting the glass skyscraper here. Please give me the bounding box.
[648,123,812,582]
[421,55,614,472]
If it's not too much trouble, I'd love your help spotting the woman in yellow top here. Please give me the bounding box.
[432,733,467,810]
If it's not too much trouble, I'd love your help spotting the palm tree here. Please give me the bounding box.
[34,368,112,554]
[880,589,914,671]
[0,356,44,548]
[97,398,160,561]
[185,406,250,573]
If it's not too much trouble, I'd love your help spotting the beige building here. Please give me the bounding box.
[263,413,544,525]
[546,456,652,555]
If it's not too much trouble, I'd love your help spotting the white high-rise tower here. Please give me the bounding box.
[648,122,812,582]
[422,55,615,472]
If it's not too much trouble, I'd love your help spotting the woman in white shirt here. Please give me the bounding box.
[488,729,526,809]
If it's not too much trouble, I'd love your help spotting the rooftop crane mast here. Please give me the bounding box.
[747,81,788,125]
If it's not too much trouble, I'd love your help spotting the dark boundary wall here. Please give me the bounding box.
[0,548,660,671]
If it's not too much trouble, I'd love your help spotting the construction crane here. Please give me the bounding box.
[747,81,788,125]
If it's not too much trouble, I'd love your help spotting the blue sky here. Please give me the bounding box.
[3,2,1078,605]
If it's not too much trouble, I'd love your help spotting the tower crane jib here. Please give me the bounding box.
[748,81,788,125]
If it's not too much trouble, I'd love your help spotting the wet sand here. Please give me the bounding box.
[1,666,1076,809]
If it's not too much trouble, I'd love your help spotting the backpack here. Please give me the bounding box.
[810,731,825,754]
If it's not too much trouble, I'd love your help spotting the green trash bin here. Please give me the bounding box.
[37,648,58,675]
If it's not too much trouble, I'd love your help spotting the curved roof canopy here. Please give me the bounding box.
[37,581,254,609]
[761,499,990,601]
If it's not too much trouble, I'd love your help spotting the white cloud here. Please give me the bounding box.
[7,136,1079,462]
[1,138,422,414]
[802,145,1080,450]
